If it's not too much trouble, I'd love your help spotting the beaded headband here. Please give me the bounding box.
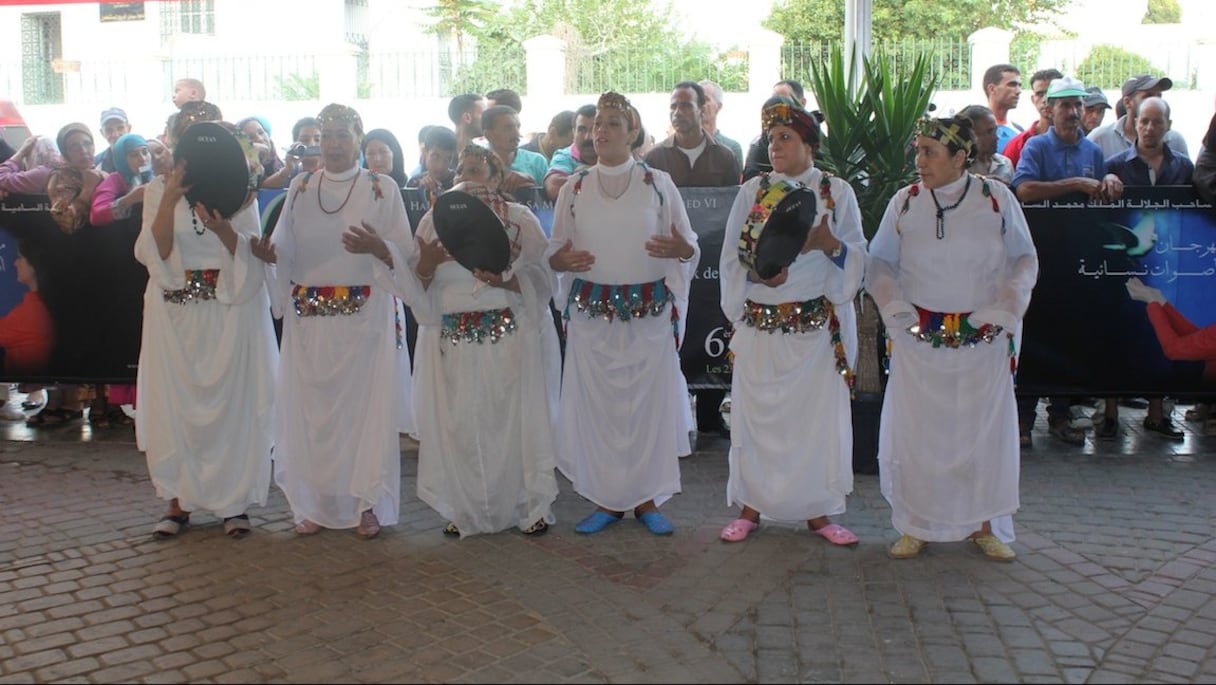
[761,101,816,144]
[317,103,364,137]
[917,117,974,161]
[457,143,505,184]
[597,91,640,129]
[178,101,223,129]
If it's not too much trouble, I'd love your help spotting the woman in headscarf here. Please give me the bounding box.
[410,143,560,538]
[867,115,1038,562]
[361,128,408,189]
[90,133,151,226]
[716,95,865,545]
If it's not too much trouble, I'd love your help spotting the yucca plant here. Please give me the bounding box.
[809,45,938,239]
[808,46,938,451]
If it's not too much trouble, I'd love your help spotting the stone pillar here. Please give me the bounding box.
[524,34,566,99]
[844,0,873,87]
[747,29,785,105]
[968,27,1015,95]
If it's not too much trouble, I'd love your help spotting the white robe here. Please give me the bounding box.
[544,160,699,511]
[719,168,864,521]
[410,202,561,537]
[866,172,1039,543]
[266,166,419,529]
[134,178,277,519]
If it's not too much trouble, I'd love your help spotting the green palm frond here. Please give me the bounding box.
[809,45,938,239]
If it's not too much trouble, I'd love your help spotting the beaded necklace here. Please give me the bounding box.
[190,209,207,236]
[928,174,971,239]
[317,171,360,214]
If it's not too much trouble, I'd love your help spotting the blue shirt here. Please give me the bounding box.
[1012,127,1108,203]
[509,147,549,186]
[996,122,1022,155]
[1105,144,1195,186]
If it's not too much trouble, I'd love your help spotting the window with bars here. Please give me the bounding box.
[344,0,368,45]
[20,12,64,105]
[161,0,215,38]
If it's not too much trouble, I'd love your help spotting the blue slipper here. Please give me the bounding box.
[637,510,674,536]
[575,510,623,534]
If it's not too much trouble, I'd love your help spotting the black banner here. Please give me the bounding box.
[4,185,1214,394]
[1016,186,1216,395]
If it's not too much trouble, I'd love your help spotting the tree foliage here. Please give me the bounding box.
[1075,45,1164,90]
[763,0,1073,43]
[1143,0,1182,24]
[424,0,497,63]
[433,0,747,95]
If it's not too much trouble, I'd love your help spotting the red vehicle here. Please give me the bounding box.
[0,100,32,148]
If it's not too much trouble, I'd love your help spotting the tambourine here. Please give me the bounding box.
[174,122,253,219]
[432,188,511,274]
[737,179,818,280]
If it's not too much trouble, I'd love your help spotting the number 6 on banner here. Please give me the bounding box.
[704,326,728,358]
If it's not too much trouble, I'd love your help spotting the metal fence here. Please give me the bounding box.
[0,37,1202,106]
[782,38,972,90]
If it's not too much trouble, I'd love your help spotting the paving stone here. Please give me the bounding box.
[2,419,1216,682]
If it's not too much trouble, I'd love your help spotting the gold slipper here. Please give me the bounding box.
[970,533,1016,562]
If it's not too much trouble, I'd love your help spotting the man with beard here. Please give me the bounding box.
[448,93,486,154]
[543,103,597,201]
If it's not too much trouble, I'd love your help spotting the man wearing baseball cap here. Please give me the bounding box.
[1087,74,1189,159]
[1011,75,1123,449]
[94,107,129,173]
[1081,87,1111,136]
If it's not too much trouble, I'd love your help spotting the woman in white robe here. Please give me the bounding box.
[866,116,1038,561]
[715,97,870,547]
[253,103,419,539]
[134,141,277,540]
[544,92,699,536]
[410,145,560,538]
[717,96,864,545]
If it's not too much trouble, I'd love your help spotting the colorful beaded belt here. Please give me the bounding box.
[163,269,219,304]
[906,306,1004,348]
[291,284,371,317]
[742,297,831,333]
[440,307,518,345]
[564,277,674,323]
[742,297,854,391]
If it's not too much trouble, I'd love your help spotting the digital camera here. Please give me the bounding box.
[288,143,321,157]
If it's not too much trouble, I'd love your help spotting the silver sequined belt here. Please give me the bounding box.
[440,307,518,345]
[291,283,371,317]
[163,269,219,304]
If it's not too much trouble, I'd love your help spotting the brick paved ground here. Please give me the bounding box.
[1,400,1215,683]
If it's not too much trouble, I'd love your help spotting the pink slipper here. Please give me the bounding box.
[720,518,759,542]
[812,523,858,546]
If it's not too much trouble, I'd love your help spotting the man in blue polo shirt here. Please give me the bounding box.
[1011,75,1125,449]
[1013,76,1124,204]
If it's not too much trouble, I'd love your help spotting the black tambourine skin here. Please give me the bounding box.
[174,122,251,219]
[433,190,512,274]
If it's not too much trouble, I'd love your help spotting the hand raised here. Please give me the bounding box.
[548,239,595,272]
[250,236,277,264]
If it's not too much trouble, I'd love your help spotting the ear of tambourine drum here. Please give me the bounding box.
[174,121,251,219]
[432,189,512,274]
[737,180,818,281]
